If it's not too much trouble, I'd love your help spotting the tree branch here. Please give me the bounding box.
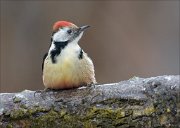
[0,75,179,128]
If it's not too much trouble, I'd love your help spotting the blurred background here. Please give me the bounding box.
[0,1,179,92]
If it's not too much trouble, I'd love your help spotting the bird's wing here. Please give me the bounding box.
[42,53,48,71]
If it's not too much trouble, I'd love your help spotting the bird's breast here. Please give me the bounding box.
[43,54,79,88]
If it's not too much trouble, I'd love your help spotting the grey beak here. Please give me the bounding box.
[74,25,90,38]
[79,25,90,32]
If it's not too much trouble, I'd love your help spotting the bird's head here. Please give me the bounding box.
[52,21,90,43]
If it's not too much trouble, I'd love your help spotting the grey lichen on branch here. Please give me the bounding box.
[0,75,179,128]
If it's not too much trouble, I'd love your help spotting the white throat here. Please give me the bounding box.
[48,32,83,53]
[48,32,84,63]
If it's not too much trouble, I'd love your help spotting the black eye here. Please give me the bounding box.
[67,29,72,34]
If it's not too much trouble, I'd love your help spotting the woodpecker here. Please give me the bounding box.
[42,21,96,90]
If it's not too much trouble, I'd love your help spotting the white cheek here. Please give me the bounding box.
[53,30,68,42]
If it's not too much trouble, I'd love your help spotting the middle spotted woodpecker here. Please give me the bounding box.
[42,21,96,90]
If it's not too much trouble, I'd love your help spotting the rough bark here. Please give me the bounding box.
[0,75,179,128]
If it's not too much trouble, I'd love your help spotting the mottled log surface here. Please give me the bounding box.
[0,75,179,128]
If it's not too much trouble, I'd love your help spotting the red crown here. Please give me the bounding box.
[53,21,76,31]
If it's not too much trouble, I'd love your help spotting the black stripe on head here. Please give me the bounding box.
[78,49,83,59]
[50,41,69,63]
